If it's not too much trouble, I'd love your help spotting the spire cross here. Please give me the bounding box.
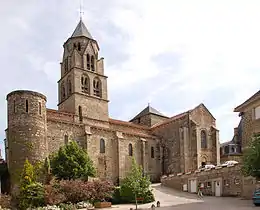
[79,0,84,20]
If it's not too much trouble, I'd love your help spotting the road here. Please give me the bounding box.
[110,183,256,210]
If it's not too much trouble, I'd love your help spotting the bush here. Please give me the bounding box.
[91,180,115,202]
[59,179,93,204]
[0,194,11,209]
[19,182,45,210]
[44,181,66,206]
[44,179,115,206]
[143,189,155,203]
[111,187,121,204]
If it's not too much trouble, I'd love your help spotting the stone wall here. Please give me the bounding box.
[46,114,161,184]
[161,163,258,199]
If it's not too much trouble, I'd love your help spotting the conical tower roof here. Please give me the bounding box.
[71,19,93,39]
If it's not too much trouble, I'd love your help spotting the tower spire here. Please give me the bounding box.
[79,0,84,20]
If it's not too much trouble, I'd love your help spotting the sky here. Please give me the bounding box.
[0,0,260,158]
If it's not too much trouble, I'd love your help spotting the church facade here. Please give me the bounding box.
[4,20,220,190]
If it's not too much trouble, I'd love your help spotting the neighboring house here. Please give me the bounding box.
[234,90,260,151]
[4,19,220,193]
[220,120,242,163]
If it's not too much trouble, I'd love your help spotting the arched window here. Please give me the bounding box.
[86,54,90,70]
[81,75,90,94]
[151,146,154,158]
[93,77,102,97]
[64,135,69,144]
[100,139,105,153]
[67,79,72,95]
[39,102,41,115]
[77,43,81,51]
[25,99,29,113]
[91,55,95,71]
[78,106,83,122]
[201,130,207,149]
[129,143,133,156]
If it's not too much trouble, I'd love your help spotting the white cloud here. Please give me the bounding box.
[102,0,260,142]
[0,0,260,154]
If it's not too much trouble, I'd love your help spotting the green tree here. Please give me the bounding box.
[19,159,45,210]
[50,140,96,180]
[242,133,260,179]
[120,158,154,208]
[20,159,35,188]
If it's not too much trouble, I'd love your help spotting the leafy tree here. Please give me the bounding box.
[242,133,260,179]
[50,140,96,180]
[120,158,154,207]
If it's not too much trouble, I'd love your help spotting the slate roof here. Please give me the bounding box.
[234,90,260,112]
[130,105,168,121]
[71,19,93,39]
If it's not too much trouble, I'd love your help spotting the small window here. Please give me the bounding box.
[255,106,260,119]
[77,43,81,51]
[64,135,68,144]
[81,75,90,94]
[129,143,133,156]
[91,55,95,71]
[86,54,90,70]
[201,130,207,149]
[13,100,16,113]
[151,146,154,158]
[78,106,83,122]
[100,139,105,153]
[25,100,28,113]
[93,77,102,97]
[39,102,41,115]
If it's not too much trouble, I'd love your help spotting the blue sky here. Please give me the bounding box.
[0,0,260,158]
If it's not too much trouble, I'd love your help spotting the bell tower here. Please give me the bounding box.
[58,19,109,122]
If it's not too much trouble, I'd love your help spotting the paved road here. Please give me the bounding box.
[110,184,256,210]
[150,184,256,210]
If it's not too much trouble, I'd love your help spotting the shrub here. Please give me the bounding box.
[59,179,93,204]
[20,159,35,188]
[44,181,66,206]
[111,187,121,204]
[91,180,115,202]
[19,182,45,210]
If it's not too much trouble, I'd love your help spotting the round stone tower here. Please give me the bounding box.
[6,90,48,190]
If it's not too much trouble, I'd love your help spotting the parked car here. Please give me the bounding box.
[252,189,260,206]
[204,164,216,169]
[221,160,238,167]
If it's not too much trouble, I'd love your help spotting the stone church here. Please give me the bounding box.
[4,19,220,190]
